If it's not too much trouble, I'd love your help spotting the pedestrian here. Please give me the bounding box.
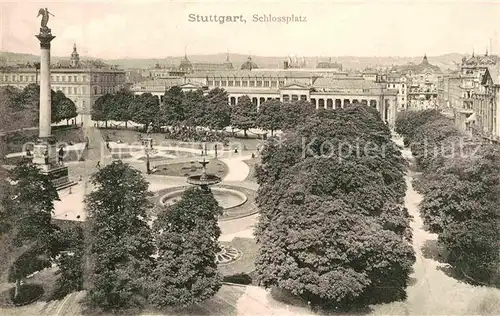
[96,161,101,169]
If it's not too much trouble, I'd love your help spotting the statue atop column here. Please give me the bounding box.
[37,8,54,35]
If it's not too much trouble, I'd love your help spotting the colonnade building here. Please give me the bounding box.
[131,70,399,125]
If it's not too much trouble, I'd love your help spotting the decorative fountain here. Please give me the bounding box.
[186,143,222,190]
[184,143,240,265]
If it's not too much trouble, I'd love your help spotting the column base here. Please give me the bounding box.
[32,143,76,190]
[39,164,76,190]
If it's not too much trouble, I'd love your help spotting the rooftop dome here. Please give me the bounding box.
[179,54,193,72]
[241,56,258,70]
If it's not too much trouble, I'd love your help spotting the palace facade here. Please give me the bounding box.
[131,69,399,125]
[0,44,126,114]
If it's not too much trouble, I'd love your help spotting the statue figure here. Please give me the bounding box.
[146,122,153,135]
[37,8,54,31]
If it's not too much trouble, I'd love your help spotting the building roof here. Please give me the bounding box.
[316,58,342,69]
[396,55,442,74]
[462,53,499,67]
[312,77,381,89]
[241,57,259,70]
[482,66,500,85]
[186,70,315,78]
[130,78,186,90]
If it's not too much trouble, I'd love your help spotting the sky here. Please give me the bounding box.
[1,0,500,59]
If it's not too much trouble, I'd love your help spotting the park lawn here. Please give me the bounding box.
[243,158,260,182]
[154,159,228,178]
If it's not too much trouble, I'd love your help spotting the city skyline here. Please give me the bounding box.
[1,0,500,60]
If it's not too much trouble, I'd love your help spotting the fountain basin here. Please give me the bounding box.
[186,174,222,186]
[161,187,247,210]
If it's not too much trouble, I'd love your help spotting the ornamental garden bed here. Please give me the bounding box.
[153,159,228,178]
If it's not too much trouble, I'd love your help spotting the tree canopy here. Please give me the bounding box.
[396,110,500,285]
[255,105,414,309]
[85,161,155,310]
[149,186,223,307]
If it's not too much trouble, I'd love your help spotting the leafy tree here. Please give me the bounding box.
[149,186,223,308]
[1,163,59,299]
[131,93,160,131]
[162,86,185,127]
[182,89,206,128]
[205,87,231,131]
[230,95,257,137]
[0,85,38,131]
[52,90,77,124]
[86,161,155,310]
[280,100,315,130]
[110,89,135,127]
[256,99,282,136]
[91,94,111,127]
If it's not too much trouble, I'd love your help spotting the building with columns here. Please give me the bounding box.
[0,44,126,115]
[465,66,500,140]
[131,70,399,126]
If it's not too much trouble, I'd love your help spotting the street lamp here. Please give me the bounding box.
[143,137,154,174]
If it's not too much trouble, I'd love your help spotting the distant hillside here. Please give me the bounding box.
[0,51,466,71]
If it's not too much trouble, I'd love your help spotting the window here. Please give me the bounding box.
[235,81,241,87]
[31,75,35,81]
[82,75,87,82]
[62,76,66,82]
[271,81,277,88]
[74,87,78,94]
[256,81,262,87]
[68,76,72,82]
[215,81,220,87]
[20,75,24,81]
[74,76,77,82]
[242,81,248,87]
[82,86,86,94]
[221,80,227,86]
[207,80,214,86]
[228,81,234,87]
[264,81,270,87]
[278,80,285,87]
[292,95,299,101]
[249,80,255,87]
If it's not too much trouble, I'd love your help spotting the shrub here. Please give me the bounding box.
[223,273,252,285]
[0,283,44,307]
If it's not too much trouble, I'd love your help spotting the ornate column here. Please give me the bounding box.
[35,32,55,140]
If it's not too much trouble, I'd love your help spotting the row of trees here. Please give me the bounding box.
[1,159,224,311]
[395,110,500,285]
[91,87,315,136]
[254,105,416,310]
[0,84,77,132]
